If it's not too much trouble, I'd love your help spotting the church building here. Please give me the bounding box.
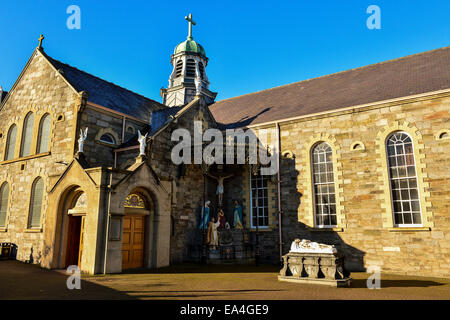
[0,16,449,277]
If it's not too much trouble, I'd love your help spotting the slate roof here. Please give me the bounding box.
[150,106,183,135]
[45,54,164,122]
[209,46,450,129]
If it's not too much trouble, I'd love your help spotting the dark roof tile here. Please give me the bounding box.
[209,46,450,129]
[46,55,164,122]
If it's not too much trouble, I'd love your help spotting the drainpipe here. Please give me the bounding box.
[103,170,113,274]
[276,122,283,263]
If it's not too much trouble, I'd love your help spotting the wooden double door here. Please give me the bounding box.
[122,215,146,270]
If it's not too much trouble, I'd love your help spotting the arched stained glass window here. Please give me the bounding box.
[28,177,44,228]
[20,112,35,157]
[0,182,10,228]
[5,124,17,160]
[124,193,146,209]
[37,114,51,153]
[311,142,337,227]
[386,132,422,226]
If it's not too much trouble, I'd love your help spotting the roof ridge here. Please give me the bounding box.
[47,56,164,107]
[213,46,450,105]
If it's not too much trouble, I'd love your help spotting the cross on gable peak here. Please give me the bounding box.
[38,34,45,50]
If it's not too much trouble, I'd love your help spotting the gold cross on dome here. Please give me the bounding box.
[185,13,196,39]
[38,34,44,49]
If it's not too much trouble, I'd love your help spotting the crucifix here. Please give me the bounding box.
[185,13,196,39]
[208,168,234,208]
[38,34,45,49]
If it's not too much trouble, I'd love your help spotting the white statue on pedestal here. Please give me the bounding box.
[289,239,337,254]
[137,130,148,156]
[78,128,88,153]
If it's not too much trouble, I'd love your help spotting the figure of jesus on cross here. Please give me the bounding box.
[208,169,234,208]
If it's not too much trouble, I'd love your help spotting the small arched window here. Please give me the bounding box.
[28,177,44,228]
[386,132,422,226]
[20,112,35,157]
[175,60,183,77]
[100,133,116,145]
[124,193,146,209]
[186,59,196,78]
[5,124,17,160]
[0,182,10,228]
[37,114,51,153]
[439,132,449,139]
[126,126,135,134]
[311,142,337,227]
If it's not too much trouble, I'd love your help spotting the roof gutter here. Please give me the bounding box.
[86,101,149,124]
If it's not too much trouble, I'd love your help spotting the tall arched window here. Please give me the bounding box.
[311,142,336,227]
[185,59,196,78]
[198,62,205,80]
[28,177,44,228]
[4,124,17,160]
[0,182,10,228]
[37,114,51,153]
[386,132,422,226]
[175,60,183,77]
[20,112,35,157]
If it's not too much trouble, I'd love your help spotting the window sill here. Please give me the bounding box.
[309,227,344,232]
[96,141,118,148]
[388,227,430,232]
[0,152,51,165]
[24,228,42,233]
[249,227,273,232]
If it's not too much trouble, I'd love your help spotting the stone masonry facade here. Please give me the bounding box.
[0,51,79,263]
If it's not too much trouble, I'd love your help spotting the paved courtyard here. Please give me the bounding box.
[1,260,449,300]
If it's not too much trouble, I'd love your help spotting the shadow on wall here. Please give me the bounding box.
[280,153,366,272]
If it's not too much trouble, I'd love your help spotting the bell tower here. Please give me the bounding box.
[161,14,217,107]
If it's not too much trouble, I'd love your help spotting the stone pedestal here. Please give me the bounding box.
[188,229,254,263]
[278,252,351,287]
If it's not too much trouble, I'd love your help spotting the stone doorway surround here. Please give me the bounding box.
[42,158,171,275]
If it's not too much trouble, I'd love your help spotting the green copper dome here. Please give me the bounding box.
[174,38,206,56]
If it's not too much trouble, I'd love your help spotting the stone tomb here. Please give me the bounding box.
[278,239,351,287]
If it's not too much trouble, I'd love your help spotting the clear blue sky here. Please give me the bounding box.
[1,0,449,102]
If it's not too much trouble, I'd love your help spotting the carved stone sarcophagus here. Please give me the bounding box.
[278,239,351,287]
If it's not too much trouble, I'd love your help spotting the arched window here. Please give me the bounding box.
[185,59,196,78]
[175,60,183,77]
[37,114,51,153]
[311,142,337,227]
[198,62,205,80]
[28,177,44,228]
[4,124,17,160]
[386,132,422,226]
[20,112,35,157]
[99,133,116,145]
[124,193,146,209]
[126,126,135,134]
[0,182,10,228]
